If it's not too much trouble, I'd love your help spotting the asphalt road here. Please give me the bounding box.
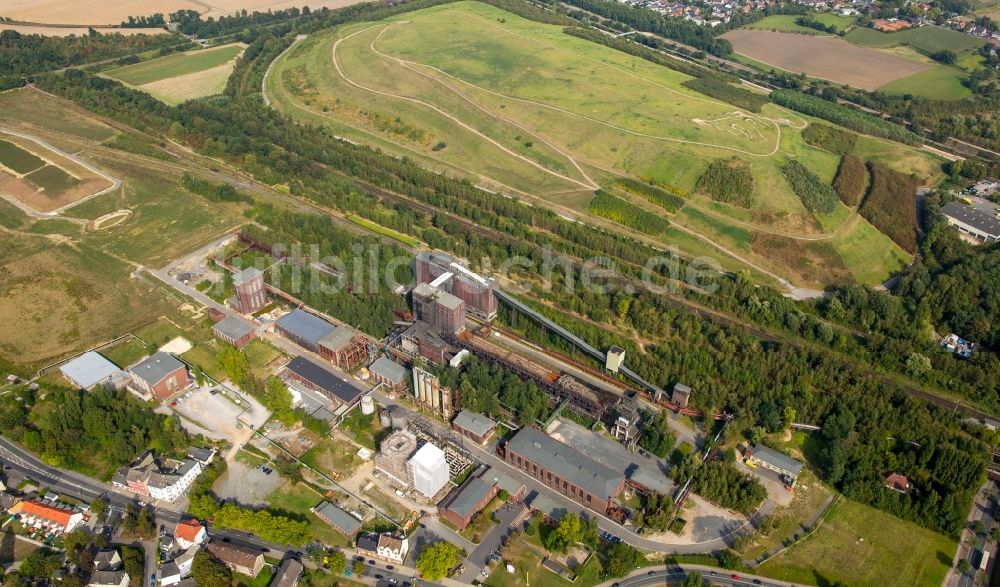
[603,565,798,587]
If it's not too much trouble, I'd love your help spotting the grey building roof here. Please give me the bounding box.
[673,382,691,395]
[159,562,181,580]
[369,356,408,385]
[356,534,378,552]
[284,356,362,404]
[313,501,362,536]
[130,352,186,387]
[525,491,569,521]
[482,468,524,496]
[88,570,128,587]
[436,290,464,310]
[60,352,122,389]
[213,317,254,341]
[187,447,215,464]
[453,410,496,438]
[276,309,334,347]
[941,201,1000,238]
[318,326,355,352]
[627,466,673,495]
[751,445,804,476]
[507,427,625,502]
[269,558,304,587]
[232,267,263,287]
[443,477,495,520]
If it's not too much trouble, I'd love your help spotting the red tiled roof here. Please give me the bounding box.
[175,519,204,543]
[885,473,909,491]
[19,499,74,528]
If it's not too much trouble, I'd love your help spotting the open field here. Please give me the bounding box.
[0,88,247,368]
[0,0,370,27]
[746,14,855,34]
[0,131,116,213]
[722,29,931,89]
[759,497,956,587]
[846,25,988,56]
[878,64,972,100]
[104,43,246,105]
[267,1,941,287]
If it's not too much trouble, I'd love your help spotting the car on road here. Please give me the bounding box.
[374,574,383,580]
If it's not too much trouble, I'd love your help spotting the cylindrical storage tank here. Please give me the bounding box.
[379,409,392,428]
[389,405,408,429]
[361,394,375,415]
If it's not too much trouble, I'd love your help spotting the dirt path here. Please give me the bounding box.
[332,25,597,191]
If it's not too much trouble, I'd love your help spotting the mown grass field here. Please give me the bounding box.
[105,44,245,86]
[759,497,956,587]
[104,43,245,105]
[846,25,987,55]
[267,1,941,287]
[878,63,973,99]
[747,14,855,34]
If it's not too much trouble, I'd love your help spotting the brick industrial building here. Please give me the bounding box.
[212,316,256,349]
[502,427,625,514]
[232,267,268,314]
[414,251,497,321]
[127,352,190,402]
[274,309,368,370]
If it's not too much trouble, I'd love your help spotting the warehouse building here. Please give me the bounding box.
[59,351,125,391]
[279,356,364,412]
[312,501,362,537]
[369,356,409,393]
[451,410,496,445]
[502,427,625,514]
[212,317,256,349]
[746,444,804,487]
[941,201,1000,243]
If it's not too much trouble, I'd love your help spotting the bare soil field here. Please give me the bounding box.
[722,29,931,90]
[0,134,114,213]
[0,0,369,27]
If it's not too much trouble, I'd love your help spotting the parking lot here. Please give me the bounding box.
[169,385,270,442]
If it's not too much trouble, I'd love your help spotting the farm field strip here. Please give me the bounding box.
[104,43,246,104]
[722,29,932,90]
[0,129,119,215]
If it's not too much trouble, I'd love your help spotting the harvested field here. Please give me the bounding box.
[722,29,931,90]
[0,0,368,27]
[136,63,238,105]
[750,232,854,286]
[0,24,165,36]
[104,43,246,104]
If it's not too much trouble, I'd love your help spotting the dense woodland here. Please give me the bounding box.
[0,29,179,77]
[613,178,685,213]
[832,155,868,207]
[696,158,754,207]
[782,159,838,214]
[0,384,189,479]
[801,123,857,156]
[589,190,671,235]
[858,162,919,253]
[681,76,768,113]
[433,357,550,426]
[770,90,919,145]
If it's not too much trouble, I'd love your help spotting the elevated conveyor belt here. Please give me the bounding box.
[495,289,668,399]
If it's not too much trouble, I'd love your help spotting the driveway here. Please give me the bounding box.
[459,502,527,582]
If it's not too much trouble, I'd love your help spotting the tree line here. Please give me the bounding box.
[589,190,671,236]
[783,159,839,214]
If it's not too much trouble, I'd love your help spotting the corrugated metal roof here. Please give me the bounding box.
[318,326,354,352]
[942,201,1000,237]
[59,352,122,389]
[507,427,625,502]
[751,445,803,476]
[276,309,334,347]
[283,356,362,404]
[313,501,361,535]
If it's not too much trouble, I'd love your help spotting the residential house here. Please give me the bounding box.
[12,499,84,534]
[268,558,304,587]
[356,534,409,565]
[112,451,204,503]
[87,570,129,587]
[885,472,910,494]
[207,540,265,577]
[93,549,122,571]
[174,519,207,549]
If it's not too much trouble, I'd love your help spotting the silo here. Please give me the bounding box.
[361,394,375,415]
[379,408,392,428]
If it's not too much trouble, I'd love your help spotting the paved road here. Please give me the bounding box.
[949,479,997,587]
[595,564,806,587]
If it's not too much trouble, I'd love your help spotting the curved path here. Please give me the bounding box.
[332,25,598,191]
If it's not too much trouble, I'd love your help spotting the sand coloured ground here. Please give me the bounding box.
[722,29,932,90]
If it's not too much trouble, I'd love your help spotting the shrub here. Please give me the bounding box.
[859,161,918,252]
[770,90,919,145]
[696,157,754,208]
[589,190,670,235]
[832,155,868,206]
[613,177,684,213]
[801,123,857,155]
[681,76,768,113]
[783,159,838,214]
